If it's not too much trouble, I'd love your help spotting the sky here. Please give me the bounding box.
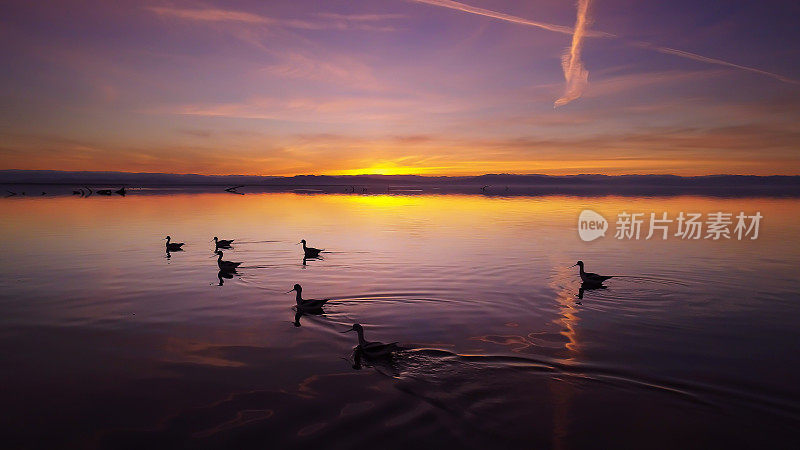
[1,0,799,176]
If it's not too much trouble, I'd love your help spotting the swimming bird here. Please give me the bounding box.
[342,323,400,357]
[165,236,185,251]
[287,284,328,311]
[299,239,323,257]
[571,261,612,285]
[216,250,241,271]
[213,236,234,248]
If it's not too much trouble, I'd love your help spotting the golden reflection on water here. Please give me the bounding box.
[2,192,795,240]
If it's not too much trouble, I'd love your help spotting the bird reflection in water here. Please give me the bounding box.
[292,307,324,327]
[301,255,324,267]
[165,248,183,259]
[576,282,607,304]
[217,269,236,286]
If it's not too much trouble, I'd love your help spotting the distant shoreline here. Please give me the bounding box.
[2,169,799,186]
[2,171,799,198]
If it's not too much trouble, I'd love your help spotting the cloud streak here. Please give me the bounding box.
[408,0,798,103]
[633,42,800,85]
[147,7,271,24]
[408,0,610,37]
[554,0,592,107]
[147,6,402,32]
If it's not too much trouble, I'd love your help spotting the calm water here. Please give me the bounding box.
[1,192,799,449]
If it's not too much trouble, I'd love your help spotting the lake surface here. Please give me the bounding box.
[1,192,798,449]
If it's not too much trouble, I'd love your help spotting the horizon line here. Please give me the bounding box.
[1,169,799,179]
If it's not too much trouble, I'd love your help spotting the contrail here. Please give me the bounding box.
[633,41,800,85]
[407,0,610,37]
[408,0,798,100]
[554,0,592,107]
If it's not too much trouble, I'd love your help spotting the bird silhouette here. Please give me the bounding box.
[216,250,241,271]
[213,236,234,248]
[342,323,400,357]
[287,284,328,311]
[571,261,612,285]
[299,239,323,257]
[165,236,185,251]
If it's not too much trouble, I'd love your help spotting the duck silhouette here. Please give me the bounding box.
[165,236,185,251]
[215,251,241,271]
[342,323,400,357]
[287,284,329,312]
[299,239,323,258]
[286,284,330,314]
[213,236,234,248]
[571,261,612,285]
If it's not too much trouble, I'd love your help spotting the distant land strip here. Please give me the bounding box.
[1,170,799,197]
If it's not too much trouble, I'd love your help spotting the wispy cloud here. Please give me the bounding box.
[146,7,271,24]
[633,42,800,85]
[261,52,382,89]
[407,0,798,105]
[554,0,592,107]
[315,13,406,21]
[407,0,609,37]
[161,96,419,123]
[4,119,799,175]
[155,90,480,125]
[146,6,402,32]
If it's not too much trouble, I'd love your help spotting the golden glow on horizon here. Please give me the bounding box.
[320,159,696,177]
[313,157,791,177]
[329,162,444,176]
[3,130,798,176]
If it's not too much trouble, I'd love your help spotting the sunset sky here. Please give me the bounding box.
[1,0,798,176]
